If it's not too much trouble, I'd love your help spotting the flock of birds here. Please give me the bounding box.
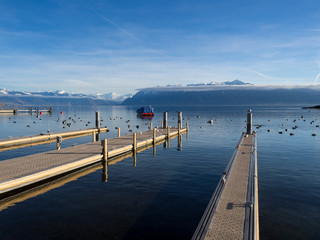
[251,115,319,137]
[199,114,319,137]
[6,112,320,137]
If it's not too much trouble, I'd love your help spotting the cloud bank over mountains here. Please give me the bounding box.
[0,89,131,102]
[2,80,320,106]
[124,80,320,106]
[138,80,320,92]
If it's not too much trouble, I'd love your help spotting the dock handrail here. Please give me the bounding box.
[192,133,245,240]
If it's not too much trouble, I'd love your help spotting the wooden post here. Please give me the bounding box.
[133,133,137,152]
[153,128,157,156]
[247,109,252,134]
[161,120,163,128]
[96,131,100,142]
[101,139,108,182]
[102,139,108,162]
[56,136,62,150]
[92,130,96,142]
[153,128,156,144]
[163,112,168,128]
[118,127,120,137]
[178,112,182,129]
[150,122,153,130]
[96,111,100,129]
[167,126,170,149]
[186,121,189,132]
[178,123,181,135]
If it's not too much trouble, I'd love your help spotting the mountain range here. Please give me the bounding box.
[0,89,131,106]
[2,80,320,106]
[124,81,320,106]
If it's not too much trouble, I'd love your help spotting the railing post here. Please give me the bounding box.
[96,111,100,129]
[150,122,152,130]
[163,112,168,128]
[56,136,62,150]
[167,126,170,148]
[101,139,108,182]
[102,139,108,162]
[178,112,182,129]
[133,133,137,152]
[92,130,96,142]
[153,128,156,144]
[118,127,120,137]
[247,109,252,134]
[186,121,189,132]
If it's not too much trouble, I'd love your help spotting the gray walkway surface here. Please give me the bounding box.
[205,134,253,240]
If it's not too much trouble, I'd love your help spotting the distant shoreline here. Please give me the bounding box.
[302,105,320,109]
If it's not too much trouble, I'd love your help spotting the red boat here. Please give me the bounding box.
[136,106,154,116]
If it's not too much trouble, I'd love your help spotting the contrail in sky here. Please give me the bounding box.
[100,15,137,39]
[89,8,137,39]
[313,73,320,84]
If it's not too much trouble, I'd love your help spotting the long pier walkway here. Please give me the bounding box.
[0,127,187,196]
[0,127,108,152]
[193,110,259,240]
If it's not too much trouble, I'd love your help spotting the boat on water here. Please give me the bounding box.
[136,106,154,116]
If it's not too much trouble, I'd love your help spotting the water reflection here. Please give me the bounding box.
[178,135,182,150]
[0,165,101,211]
[102,160,108,183]
[137,114,154,120]
[133,152,137,167]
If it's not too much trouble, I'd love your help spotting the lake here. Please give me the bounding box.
[0,105,319,239]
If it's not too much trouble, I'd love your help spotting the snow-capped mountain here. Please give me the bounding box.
[95,92,132,102]
[187,80,251,86]
[0,89,132,105]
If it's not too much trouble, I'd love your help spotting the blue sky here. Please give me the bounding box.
[1,0,320,94]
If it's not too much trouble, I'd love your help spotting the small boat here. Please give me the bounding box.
[136,106,154,116]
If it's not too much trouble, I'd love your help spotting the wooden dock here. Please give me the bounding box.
[0,127,108,152]
[0,136,170,211]
[0,127,187,197]
[192,132,258,240]
[0,107,52,114]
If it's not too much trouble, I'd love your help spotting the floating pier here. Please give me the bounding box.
[0,135,173,211]
[192,110,259,240]
[0,107,53,114]
[0,127,108,152]
[0,126,188,197]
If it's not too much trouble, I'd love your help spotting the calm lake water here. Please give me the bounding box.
[0,105,319,240]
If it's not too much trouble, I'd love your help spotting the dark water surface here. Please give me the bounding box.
[0,105,319,239]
